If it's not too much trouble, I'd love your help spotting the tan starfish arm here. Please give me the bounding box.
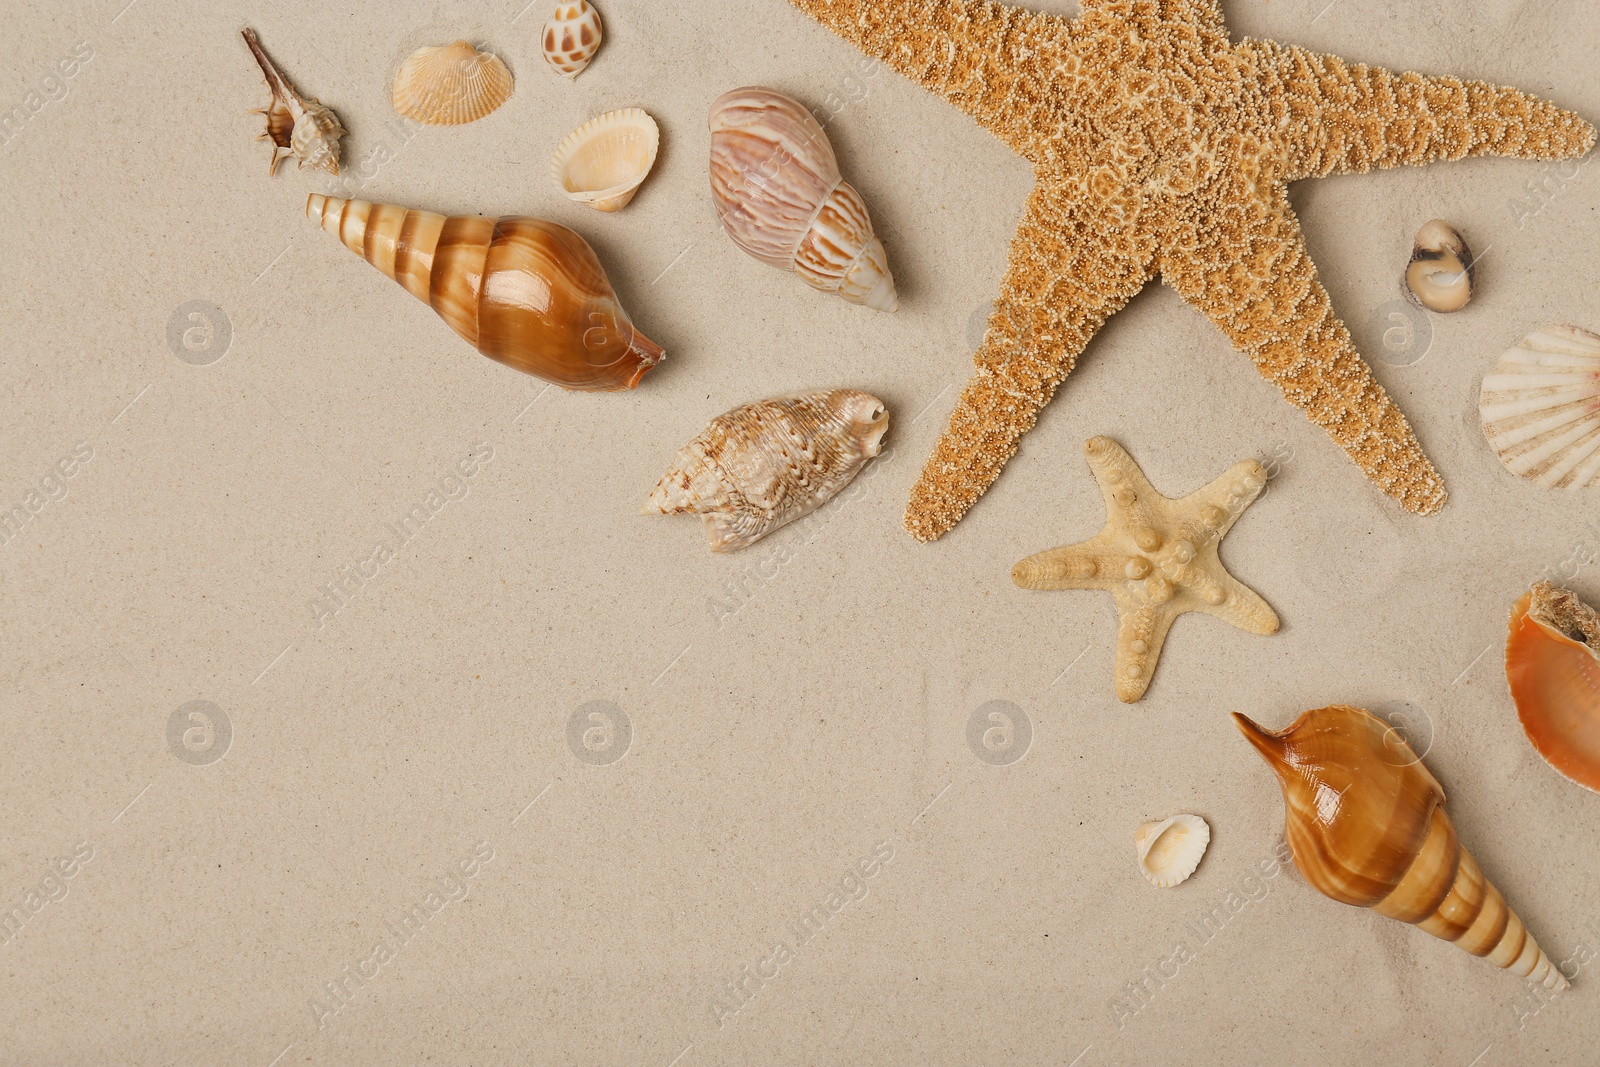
[905,191,1156,542]
[1011,534,1124,592]
[1160,186,1446,515]
[1180,459,1270,541]
[1111,598,1177,703]
[1193,571,1279,635]
[1080,0,1225,32]
[781,0,1065,153]
[1244,40,1597,181]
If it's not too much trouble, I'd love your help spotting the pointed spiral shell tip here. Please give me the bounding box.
[1232,713,1285,763]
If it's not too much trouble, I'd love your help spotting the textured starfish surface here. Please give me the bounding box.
[1012,437,1278,702]
[782,0,1597,541]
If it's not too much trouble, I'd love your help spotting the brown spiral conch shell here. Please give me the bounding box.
[242,29,345,176]
[306,195,664,391]
[1234,704,1568,991]
[708,87,898,313]
[1507,581,1600,794]
[645,390,889,552]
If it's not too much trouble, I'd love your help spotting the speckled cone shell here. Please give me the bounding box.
[306,195,663,391]
[1506,582,1600,794]
[391,42,513,126]
[645,390,889,552]
[1235,705,1567,991]
[1480,325,1600,490]
[542,1,602,78]
[708,87,898,312]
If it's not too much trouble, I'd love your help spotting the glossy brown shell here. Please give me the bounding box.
[1506,582,1600,793]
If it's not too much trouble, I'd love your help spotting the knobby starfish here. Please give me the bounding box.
[783,0,1597,541]
[1012,437,1277,702]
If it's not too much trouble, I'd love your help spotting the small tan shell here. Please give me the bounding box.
[645,390,889,552]
[542,1,603,78]
[1134,814,1210,888]
[1404,219,1475,313]
[708,87,898,312]
[242,29,345,176]
[551,108,660,213]
[391,42,513,126]
[1479,325,1600,490]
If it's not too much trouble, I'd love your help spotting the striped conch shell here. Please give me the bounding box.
[306,196,663,391]
[1235,705,1567,990]
[708,87,898,313]
[542,1,603,78]
[645,390,889,552]
[242,29,345,176]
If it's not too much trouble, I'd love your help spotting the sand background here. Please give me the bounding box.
[2,0,1599,1063]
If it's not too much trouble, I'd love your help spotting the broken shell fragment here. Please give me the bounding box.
[551,108,660,213]
[1404,219,1474,313]
[1134,814,1209,888]
[1479,325,1600,490]
[242,29,346,176]
[1506,581,1600,794]
[645,390,889,552]
[542,1,603,78]
[1235,705,1567,990]
[708,87,898,312]
[391,42,513,126]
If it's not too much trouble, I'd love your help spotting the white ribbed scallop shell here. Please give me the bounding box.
[708,87,898,312]
[645,390,890,552]
[391,42,513,126]
[1479,325,1600,490]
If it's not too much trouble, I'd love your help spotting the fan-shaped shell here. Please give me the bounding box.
[542,1,603,78]
[708,87,898,312]
[551,108,659,213]
[1479,325,1600,489]
[1507,581,1600,794]
[645,390,890,552]
[391,42,513,126]
[1134,814,1209,888]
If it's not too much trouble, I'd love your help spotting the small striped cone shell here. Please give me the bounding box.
[1235,705,1568,991]
[306,195,663,391]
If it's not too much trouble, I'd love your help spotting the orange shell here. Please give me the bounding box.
[1506,582,1600,793]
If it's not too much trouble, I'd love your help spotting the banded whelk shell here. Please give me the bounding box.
[543,1,603,78]
[1479,325,1600,490]
[551,108,660,213]
[391,42,513,126]
[1134,814,1209,888]
[645,390,889,552]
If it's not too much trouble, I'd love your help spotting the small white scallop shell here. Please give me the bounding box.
[391,42,513,126]
[542,1,603,78]
[1479,325,1600,490]
[645,390,890,553]
[551,108,660,213]
[1134,814,1210,888]
[708,87,898,312]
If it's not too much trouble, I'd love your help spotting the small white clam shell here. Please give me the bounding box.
[391,42,513,126]
[542,0,603,78]
[1134,813,1210,888]
[551,108,660,213]
[1479,325,1600,490]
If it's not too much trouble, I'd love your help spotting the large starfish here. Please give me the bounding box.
[1012,436,1278,701]
[783,0,1596,541]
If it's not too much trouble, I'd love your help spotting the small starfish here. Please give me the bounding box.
[783,0,1597,541]
[1012,437,1278,702]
